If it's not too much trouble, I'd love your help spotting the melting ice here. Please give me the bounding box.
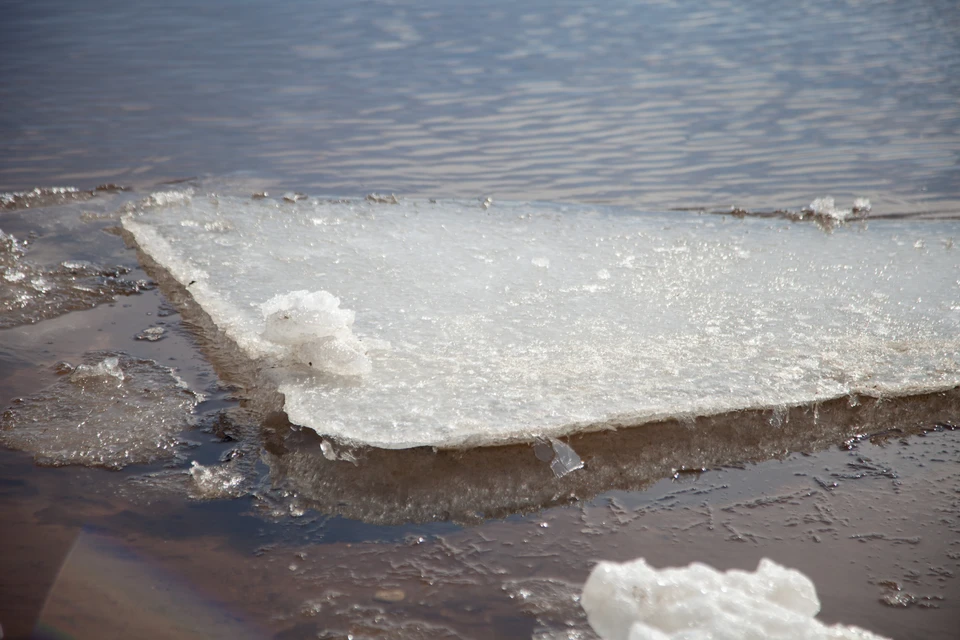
[121,193,960,449]
[0,352,199,469]
[0,228,153,329]
[581,557,889,640]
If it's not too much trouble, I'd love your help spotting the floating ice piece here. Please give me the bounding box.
[805,196,871,223]
[320,438,359,464]
[188,460,246,499]
[806,196,852,221]
[0,229,153,329]
[135,326,167,342]
[121,194,960,449]
[0,352,198,469]
[535,437,584,478]
[581,557,890,640]
[70,355,125,384]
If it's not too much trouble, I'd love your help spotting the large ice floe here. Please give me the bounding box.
[581,557,889,640]
[121,192,960,448]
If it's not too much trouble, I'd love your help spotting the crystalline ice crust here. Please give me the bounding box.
[121,193,960,449]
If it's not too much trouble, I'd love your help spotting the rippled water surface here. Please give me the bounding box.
[3,0,959,212]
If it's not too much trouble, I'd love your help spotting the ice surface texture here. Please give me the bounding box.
[0,229,153,329]
[581,557,889,640]
[122,193,960,449]
[0,352,198,469]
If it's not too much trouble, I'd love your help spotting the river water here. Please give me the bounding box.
[1,1,959,638]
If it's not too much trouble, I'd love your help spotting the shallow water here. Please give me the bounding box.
[2,0,960,638]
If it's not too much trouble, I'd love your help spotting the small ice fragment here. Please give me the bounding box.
[135,326,166,342]
[581,557,891,640]
[852,197,872,213]
[807,196,853,222]
[808,196,836,215]
[70,356,125,384]
[320,439,337,461]
[532,257,550,268]
[535,437,583,478]
[597,269,611,280]
[188,460,245,500]
[282,192,307,203]
[319,438,359,464]
[549,438,584,477]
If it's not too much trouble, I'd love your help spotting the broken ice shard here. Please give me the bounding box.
[0,352,198,469]
[121,193,960,449]
[535,437,584,478]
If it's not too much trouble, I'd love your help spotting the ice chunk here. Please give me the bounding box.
[260,290,371,376]
[70,355,125,384]
[535,437,584,478]
[121,194,960,449]
[580,557,889,640]
[805,197,871,223]
[0,352,198,469]
[188,460,246,499]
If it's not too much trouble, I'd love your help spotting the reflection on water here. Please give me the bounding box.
[2,0,959,213]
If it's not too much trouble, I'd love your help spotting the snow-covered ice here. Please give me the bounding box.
[581,557,889,640]
[121,193,960,449]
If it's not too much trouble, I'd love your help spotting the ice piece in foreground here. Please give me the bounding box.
[581,557,889,640]
[121,194,960,449]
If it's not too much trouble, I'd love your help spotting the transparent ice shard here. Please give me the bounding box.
[121,194,960,449]
[0,229,153,329]
[188,460,246,500]
[535,437,584,478]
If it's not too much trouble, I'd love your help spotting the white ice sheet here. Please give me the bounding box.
[122,192,960,448]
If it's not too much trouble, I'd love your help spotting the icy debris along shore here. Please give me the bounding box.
[0,353,198,469]
[581,557,890,640]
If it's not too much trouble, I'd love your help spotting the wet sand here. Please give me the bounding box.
[1,189,958,639]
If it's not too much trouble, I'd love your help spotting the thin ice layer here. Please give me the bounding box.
[0,229,153,329]
[580,557,889,640]
[122,194,960,449]
[0,352,199,469]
